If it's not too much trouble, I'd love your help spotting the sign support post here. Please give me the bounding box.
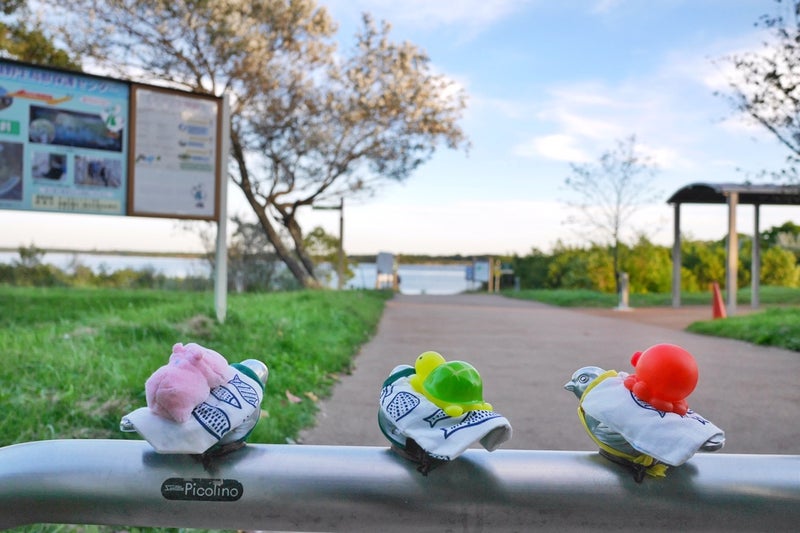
[214,93,230,323]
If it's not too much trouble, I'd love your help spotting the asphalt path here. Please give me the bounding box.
[299,293,800,455]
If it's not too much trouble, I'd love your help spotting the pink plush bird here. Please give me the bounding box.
[145,342,230,423]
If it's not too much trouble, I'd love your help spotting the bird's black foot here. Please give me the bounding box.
[391,438,446,476]
[598,448,648,483]
[196,440,247,469]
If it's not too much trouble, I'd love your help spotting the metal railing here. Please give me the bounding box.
[1,439,799,531]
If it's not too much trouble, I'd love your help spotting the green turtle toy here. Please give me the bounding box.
[408,351,493,417]
[379,350,512,474]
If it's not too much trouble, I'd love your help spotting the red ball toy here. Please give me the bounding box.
[622,343,698,416]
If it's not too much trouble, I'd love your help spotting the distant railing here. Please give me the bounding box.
[1,439,799,531]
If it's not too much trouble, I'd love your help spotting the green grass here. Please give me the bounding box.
[503,286,800,308]
[503,286,800,352]
[687,307,800,351]
[502,287,717,307]
[0,286,391,448]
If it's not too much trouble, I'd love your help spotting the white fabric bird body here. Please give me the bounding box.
[122,357,268,455]
[565,366,725,480]
[379,352,512,474]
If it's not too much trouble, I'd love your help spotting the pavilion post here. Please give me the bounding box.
[752,204,760,309]
[671,202,681,308]
[726,192,738,315]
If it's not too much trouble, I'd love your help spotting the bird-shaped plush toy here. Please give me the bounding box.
[565,366,640,458]
[564,344,725,482]
[379,351,511,474]
[145,342,230,423]
[121,342,268,456]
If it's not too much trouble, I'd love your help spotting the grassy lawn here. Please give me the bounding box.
[687,307,800,351]
[503,285,800,308]
[504,286,800,352]
[0,286,391,448]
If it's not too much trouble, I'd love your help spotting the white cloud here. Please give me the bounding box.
[636,142,690,171]
[546,108,626,142]
[590,0,625,15]
[325,0,534,33]
[510,30,783,170]
[472,95,538,121]
[513,134,591,162]
[716,114,766,136]
[692,31,769,93]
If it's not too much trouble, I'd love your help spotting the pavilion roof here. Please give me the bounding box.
[667,182,800,205]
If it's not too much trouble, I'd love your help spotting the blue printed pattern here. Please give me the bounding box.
[628,391,710,424]
[379,385,393,404]
[441,410,501,440]
[192,402,231,439]
[685,409,710,425]
[423,409,450,428]
[629,391,667,418]
[386,391,420,421]
[229,374,259,408]
[210,386,241,409]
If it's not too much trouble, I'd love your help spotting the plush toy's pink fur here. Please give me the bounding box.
[145,342,230,423]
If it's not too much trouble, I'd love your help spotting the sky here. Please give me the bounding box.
[2,0,800,257]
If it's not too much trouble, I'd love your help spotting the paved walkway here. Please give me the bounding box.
[299,293,800,455]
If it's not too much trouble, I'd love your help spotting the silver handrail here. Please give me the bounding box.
[1,439,798,531]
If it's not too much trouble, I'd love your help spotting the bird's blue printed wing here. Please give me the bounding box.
[228,374,259,408]
[423,409,450,428]
[386,391,420,421]
[210,386,241,409]
[441,410,502,440]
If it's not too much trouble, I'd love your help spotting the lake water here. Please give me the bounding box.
[344,263,481,295]
[0,251,210,279]
[0,252,481,295]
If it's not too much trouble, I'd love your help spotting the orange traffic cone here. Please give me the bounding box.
[711,282,727,319]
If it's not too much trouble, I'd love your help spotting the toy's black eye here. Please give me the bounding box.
[579,375,589,383]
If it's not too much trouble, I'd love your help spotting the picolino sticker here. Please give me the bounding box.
[161,478,243,501]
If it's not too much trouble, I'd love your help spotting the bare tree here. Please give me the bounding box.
[53,0,469,288]
[563,135,660,294]
[715,0,800,181]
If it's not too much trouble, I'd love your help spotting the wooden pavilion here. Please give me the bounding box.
[667,182,800,313]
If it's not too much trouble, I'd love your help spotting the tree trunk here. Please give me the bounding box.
[231,140,321,289]
[252,204,320,289]
[284,211,319,280]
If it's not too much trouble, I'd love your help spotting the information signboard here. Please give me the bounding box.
[473,260,490,283]
[128,85,221,220]
[0,61,130,215]
[0,59,223,221]
[0,59,229,320]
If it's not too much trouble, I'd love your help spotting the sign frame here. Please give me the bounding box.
[127,83,223,221]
